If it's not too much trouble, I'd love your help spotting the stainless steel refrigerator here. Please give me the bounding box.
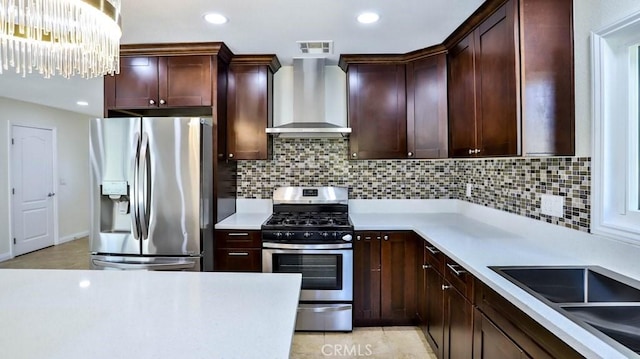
[89,117,213,271]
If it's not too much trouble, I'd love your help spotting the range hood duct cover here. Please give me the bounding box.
[266,58,351,136]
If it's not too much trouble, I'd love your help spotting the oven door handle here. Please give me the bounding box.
[297,304,352,313]
[262,242,353,250]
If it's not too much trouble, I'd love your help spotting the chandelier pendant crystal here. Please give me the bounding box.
[0,0,122,79]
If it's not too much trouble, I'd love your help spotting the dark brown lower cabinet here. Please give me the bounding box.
[444,284,474,359]
[424,265,445,357]
[474,280,583,359]
[213,230,262,272]
[474,309,531,359]
[354,231,416,326]
[213,249,261,272]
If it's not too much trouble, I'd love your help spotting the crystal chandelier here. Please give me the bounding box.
[0,0,122,79]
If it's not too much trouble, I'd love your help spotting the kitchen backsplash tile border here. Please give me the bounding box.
[237,138,591,232]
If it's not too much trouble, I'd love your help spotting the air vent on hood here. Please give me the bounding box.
[266,57,351,137]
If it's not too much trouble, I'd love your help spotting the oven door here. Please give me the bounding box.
[262,243,353,302]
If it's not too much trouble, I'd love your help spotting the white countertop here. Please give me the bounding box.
[0,270,301,359]
[220,198,640,358]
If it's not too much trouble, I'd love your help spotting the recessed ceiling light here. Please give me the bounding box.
[76,101,89,106]
[357,12,380,24]
[204,13,228,25]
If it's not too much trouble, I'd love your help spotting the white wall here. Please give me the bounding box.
[0,97,91,258]
[573,0,640,156]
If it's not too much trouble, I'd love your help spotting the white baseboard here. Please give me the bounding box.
[57,230,89,245]
[0,251,13,262]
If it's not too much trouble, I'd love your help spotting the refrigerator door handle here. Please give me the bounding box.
[138,133,151,240]
[92,259,198,271]
[131,133,141,240]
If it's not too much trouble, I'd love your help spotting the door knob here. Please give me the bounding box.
[228,153,234,158]
[47,192,55,197]
[442,284,451,291]
[468,149,474,155]
[159,99,166,105]
[149,99,156,105]
[352,153,357,158]
[422,264,431,269]
[408,152,414,157]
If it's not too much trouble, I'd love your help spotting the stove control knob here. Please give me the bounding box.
[304,232,312,238]
[342,234,353,242]
[285,232,294,238]
[321,232,329,238]
[275,232,283,238]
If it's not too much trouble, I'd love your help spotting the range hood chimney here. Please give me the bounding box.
[266,58,351,136]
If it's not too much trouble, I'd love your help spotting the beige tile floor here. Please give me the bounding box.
[291,326,437,359]
[0,238,437,359]
[0,237,90,269]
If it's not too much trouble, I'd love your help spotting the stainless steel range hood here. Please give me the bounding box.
[266,58,351,136]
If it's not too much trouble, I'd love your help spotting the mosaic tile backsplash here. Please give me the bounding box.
[237,138,591,232]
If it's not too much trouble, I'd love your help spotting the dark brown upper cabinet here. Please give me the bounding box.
[407,53,449,159]
[448,0,519,158]
[103,43,233,118]
[226,55,280,160]
[105,56,212,110]
[346,63,407,160]
[446,0,574,157]
[340,49,449,160]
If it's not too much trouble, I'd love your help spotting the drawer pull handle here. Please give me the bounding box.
[364,236,372,240]
[228,252,249,256]
[422,264,431,269]
[425,246,440,255]
[447,263,467,276]
[442,284,451,291]
[228,233,249,237]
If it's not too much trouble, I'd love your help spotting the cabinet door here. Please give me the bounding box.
[416,242,428,330]
[425,263,445,358]
[380,232,416,323]
[407,54,448,159]
[213,249,262,272]
[227,65,272,160]
[105,56,159,109]
[444,284,474,359]
[474,0,519,156]
[521,0,574,156]
[348,64,407,159]
[158,56,212,107]
[354,232,381,324]
[473,310,531,359]
[448,35,477,158]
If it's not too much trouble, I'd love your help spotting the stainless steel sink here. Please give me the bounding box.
[491,266,640,357]
[495,266,640,303]
[562,305,640,354]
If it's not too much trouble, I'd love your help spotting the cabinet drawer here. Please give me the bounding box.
[423,242,445,274]
[215,230,261,248]
[444,258,473,300]
[213,249,262,272]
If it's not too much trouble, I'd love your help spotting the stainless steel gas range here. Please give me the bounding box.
[262,186,353,332]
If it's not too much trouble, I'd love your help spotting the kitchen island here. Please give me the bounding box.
[0,269,301,359]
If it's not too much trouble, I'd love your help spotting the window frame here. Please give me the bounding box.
[591,10,640,243]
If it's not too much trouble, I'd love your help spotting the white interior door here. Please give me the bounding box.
[11,125,56,256]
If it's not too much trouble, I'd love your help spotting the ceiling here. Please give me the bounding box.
[0,0,484,117]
